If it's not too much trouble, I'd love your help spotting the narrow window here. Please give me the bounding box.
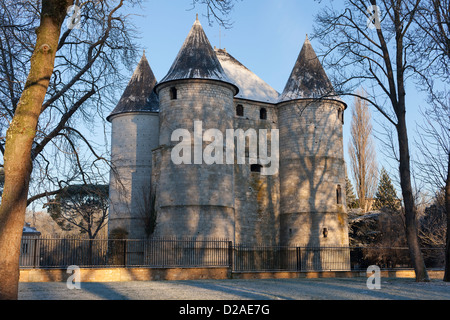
[170,87,177,100]
[336,184,342,204]
[338,109,344,124]
[236,104,244,116]
[250,164,262,173]
[260,108,267,120]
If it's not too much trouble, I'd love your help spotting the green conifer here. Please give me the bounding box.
[374,168,401,212]
[345,176,358,209]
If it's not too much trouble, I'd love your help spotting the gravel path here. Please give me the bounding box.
[19,277,450,300]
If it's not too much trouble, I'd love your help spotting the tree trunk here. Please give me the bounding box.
[396,112,430,282]
[444,153,450,282]
[0,0,69,300]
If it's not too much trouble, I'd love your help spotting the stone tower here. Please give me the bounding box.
[107,18,350,265]
[107,53,160,239]
[278,36,349,248]
[152,16,239,240]
[214,48,281,246]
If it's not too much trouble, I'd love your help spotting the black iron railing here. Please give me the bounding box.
[232,245,352,272]
[19,237,445,272]
[232,245,445,272]
[19,237,231,269]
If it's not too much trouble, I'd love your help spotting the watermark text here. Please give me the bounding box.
[171,121,279,176]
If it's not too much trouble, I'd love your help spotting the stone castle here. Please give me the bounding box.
[107,17,349,248]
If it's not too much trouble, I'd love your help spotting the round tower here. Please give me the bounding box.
[107,52,160,239]
[278,36,349,249]
[153,17,239,240]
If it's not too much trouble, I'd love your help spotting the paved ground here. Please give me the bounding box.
[19,277,450,300]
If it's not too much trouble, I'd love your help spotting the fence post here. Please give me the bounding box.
[33,238,38,268]
[228,241,233,270]
[123,239,127,267]
[296,247,302,271]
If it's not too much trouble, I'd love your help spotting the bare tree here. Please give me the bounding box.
[45,184,108,265]
[411,0,450,281]
[137,186,158,239]
[349,90,378,212]
[0,0,141,299]
[0,0,74,300]
[415,102,449,202]
[0,0,141,211]
[414,101,449,280]
[411,0,449,85]
[313,0,429,281]
[189,0,238,28]
[0,0,239,300]
[419,190,447,248]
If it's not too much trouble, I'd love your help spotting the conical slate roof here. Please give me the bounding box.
[156,16,238,94]
[215,48,279,103]
[107,52,159,122]
[279,35,336,102]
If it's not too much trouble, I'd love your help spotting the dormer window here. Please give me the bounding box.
[170,87,177,100]
[236,104,244,117]
[260,108,267,120]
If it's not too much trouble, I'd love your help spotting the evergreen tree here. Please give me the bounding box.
[374,168,401,212]
[345,176,358,209]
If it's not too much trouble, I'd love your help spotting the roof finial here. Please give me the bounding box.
[194,13,201,25]
[305,34,310,43]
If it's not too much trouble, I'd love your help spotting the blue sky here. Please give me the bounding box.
[117,0,432,193]
[130,0,324,94]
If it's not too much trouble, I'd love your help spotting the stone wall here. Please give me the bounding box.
[278,99,348,248]
[108,112,159,239]
[19,267,230,282]
[154,79,236,240]
[108,79,350,253]
[232,99,280,245]
[19,268,445,282]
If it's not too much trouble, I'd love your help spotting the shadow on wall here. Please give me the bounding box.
[107,85,348,270]
[280,98,348,270]
[153,81,236,244]
[108,113,159,239]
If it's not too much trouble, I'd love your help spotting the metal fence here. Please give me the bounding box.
[19,237,446,272]
[19,237,231,269]
[232,245,445,272]
[349,246,445,270]
[232,245,352,272]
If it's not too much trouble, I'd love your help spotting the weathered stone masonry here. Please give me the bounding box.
[107,17,349,262]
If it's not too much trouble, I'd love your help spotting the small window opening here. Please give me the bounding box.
[170,87,177,100]
[260,108,267,120]
[338,109,344,124]
[250,164,262,173]
[336,184,342,204]
[236,104,244,117]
